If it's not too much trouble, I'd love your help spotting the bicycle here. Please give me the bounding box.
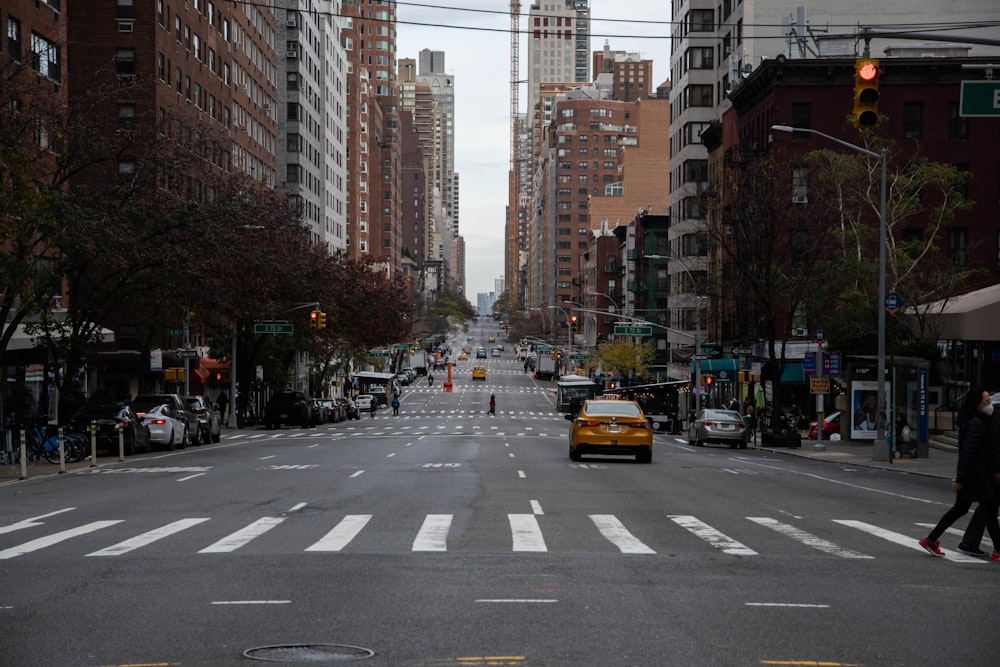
[18,424,89,464]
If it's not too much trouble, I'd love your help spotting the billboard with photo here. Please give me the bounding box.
[850,380,888,440]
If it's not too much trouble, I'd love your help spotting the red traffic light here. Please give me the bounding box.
[857,61,879,82]
[570,315,578,324]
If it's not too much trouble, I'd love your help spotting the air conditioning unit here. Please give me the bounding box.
[287,50,298,59]
[286,17,298,28]
[792,195,808,204]
[117,19,134,33]
[791,327,808,337]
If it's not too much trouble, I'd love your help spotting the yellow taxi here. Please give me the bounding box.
[471,365,487,381]
[488,336,496,343]
[565,399,652,463]
[457,352,468,361]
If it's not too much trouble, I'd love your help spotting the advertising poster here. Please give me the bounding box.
[850,380,886,440]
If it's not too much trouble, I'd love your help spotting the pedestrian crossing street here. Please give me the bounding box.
[0,507,987,564]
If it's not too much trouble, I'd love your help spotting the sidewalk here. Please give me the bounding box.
[756,436,957,479]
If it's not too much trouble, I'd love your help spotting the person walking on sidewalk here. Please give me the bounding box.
[391,396,400,416]
[488,393,496,416]
[919,387,1000,560]
[957,396,1000,557]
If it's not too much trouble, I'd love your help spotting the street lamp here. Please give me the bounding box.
[771,124,889,459]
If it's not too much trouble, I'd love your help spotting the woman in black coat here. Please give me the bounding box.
[919,387,1000,558]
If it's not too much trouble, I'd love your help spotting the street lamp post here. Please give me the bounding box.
[771,124,889,460]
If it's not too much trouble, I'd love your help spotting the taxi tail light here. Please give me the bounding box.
[626,421,650,429]
[575,419,601,427]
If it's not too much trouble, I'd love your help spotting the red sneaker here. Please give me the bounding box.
[991,550,1000,562]
[919,536,945,557]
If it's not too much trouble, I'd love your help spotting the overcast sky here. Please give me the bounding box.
[395,1,673,301]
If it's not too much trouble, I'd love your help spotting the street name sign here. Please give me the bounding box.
[960,81,1000,117]
[569,354,588,361]
[613,325,652,336]
[253,322,293,334]
[368,350,390,357]
[176,348,200,358]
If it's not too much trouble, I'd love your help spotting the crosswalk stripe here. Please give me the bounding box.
[833,519,986,563]
[509,514,547,552]
[590,514,655,554]
[668,515,757,555]
[87,518,211,557]
[747,517,873,559]
[199,517,285,553]
[305,514,372,552]
[0,520,123,559]
[412,514,452,551]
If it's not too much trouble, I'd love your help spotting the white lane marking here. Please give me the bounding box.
[745,602,830,608]
[517,470,526,478]
[305,515,372,552]
[0,508,76,535]
[747,517,873,559]
[475,599,558,603]
[668,515,757,555]
[509,514,547,552]
[412,514,452,551]
[350,470,364,477]
[198,517,285,553]
[590,515,656,554]
[212,600,291,605]
[386,452,397,458]
[508,452,515,458]
[260,455,276,460]
[289,503,307,512]
[177,473,207,482]
[87,518,211,556]
[0,521,123,559]
[834,520,986,563]
[530,500,544,515]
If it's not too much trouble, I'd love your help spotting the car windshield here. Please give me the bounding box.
[584,401,642,417]
[705,410,740,420]
[132,402,166,415]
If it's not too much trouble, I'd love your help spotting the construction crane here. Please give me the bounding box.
[506,1,521,310]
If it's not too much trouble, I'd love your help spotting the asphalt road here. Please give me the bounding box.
[1,320,997,666]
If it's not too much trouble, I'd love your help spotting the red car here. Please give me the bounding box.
[808,411,841,439]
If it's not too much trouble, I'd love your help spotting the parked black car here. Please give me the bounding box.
[69,403,152,455]
[264,391,314,429]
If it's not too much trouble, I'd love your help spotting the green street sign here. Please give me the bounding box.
[960,81,1000,117]
[569,354,588,360]
[614,325,652,336]
[392,344,409,350]
[253,322,293,334]
[368,350,390,357]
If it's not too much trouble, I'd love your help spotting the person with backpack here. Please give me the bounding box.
[391,396,400,416]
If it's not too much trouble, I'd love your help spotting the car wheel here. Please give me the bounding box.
[166,431,175,451]
[569,443,582,461]
[191,428,201,446]
[179,428,188,449]
[212,429,221,443]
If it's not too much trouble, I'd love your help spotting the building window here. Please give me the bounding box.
[790,103,811,136]
[903,102,923,140]
[690,9,713,32]
[116,0,135,19]
[686,84,713,107]
[687,47,713,69]
[31,33,60,81]
[117,103,136,129]
[948,101,968,141]
[287,164,300,183]
[682,159,708,184]
[287,133,300,152]
[948,228,968,267]
[116,48,136,76]
[7,18,22,61]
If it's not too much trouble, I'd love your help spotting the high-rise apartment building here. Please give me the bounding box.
[278,2,348,252]
[526,1,591,128]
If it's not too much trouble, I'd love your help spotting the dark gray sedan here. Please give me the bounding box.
[688,408,748,449]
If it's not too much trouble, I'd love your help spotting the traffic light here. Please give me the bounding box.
[316,311,327,330]
[703,374,715,386]
[569,314,578,333]
[309,310,318,329]
[853,58,880,129]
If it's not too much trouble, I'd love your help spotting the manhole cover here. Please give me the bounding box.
[243,643,374,662]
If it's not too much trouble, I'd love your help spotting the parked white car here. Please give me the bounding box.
[354,394,374,412]
[139,403,189,450]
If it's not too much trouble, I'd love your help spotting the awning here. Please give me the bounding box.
[5,323,115,351]
[691,358,739,381]
[781,362,805,384]
[912,282,1000,341]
